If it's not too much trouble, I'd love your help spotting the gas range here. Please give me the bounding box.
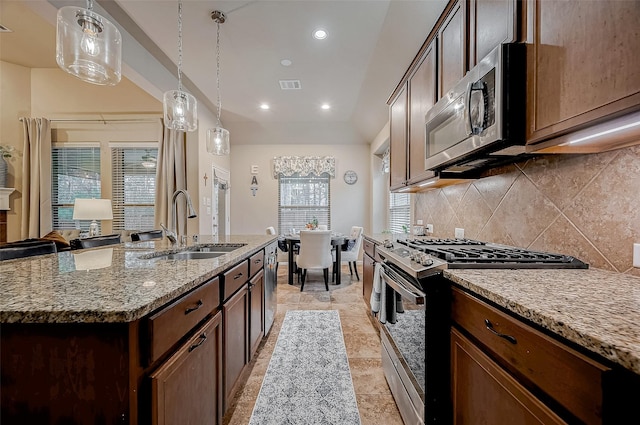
[377,237,588,280]
[398,237,589,270]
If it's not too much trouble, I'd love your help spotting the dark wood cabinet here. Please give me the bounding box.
[408,41,437,185]
[468,0,517,67]
[362,238,378,304]
[150,312,222,425]
[222,282,249,410]
[451,327,566,425]
[249,269,264,359]
[389,84,408,191]
[525,0,640,147]
[438,0,466,98]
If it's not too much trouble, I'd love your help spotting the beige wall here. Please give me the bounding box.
[414,145,640,276]
[230,144,371,236]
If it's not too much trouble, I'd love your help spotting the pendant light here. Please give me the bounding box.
[56,0,122,86]
[163,0,198,132]
[206,10,230,155]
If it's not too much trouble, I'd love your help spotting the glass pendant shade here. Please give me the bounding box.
[163,90,198,132]
[206,127,230,155]
[56,5,122,86]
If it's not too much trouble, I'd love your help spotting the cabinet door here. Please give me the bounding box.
[438,0,466,98]
[408,41,437,184]
[249,269,265,359]
[389,84,408,190]
[526,0,640,144]
[468,0,516,67]
[223,284,249,409]
[451,328,566,425]
[151,312,223,425]
[362,253,375,305]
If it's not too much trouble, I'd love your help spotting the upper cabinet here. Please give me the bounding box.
[438,0,466,97]
[389,84,409,191]
[468,0,517,67]
[526,0,640,152]
[408,41,437,185]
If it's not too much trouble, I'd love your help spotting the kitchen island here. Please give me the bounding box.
[1,235,277,424]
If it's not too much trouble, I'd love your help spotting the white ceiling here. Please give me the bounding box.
[1,0,448,146]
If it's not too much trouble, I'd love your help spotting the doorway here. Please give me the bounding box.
[211,165,230,237]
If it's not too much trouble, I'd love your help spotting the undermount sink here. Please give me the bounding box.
[193,244,245,253]
[160,251,225,260]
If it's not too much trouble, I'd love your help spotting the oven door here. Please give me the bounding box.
[379,263,427,425]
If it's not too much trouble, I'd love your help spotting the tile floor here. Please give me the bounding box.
[222,264,404,425]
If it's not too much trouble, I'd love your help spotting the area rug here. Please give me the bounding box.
[248,310,361,425]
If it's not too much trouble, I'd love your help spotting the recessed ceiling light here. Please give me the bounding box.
[260,103,270,110]
[313,29,327,40]
[280,59,292,67]
[321,103,331,110]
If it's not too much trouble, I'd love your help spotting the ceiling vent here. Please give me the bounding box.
[279,80,302,90]
[0,24,13,33]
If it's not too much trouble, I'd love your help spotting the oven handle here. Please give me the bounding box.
[380,269,425,305]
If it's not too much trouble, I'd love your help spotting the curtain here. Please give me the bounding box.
[272,156,336,178]
[21,117,52,239]
[154,121,188,235]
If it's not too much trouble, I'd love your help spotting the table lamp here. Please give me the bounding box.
[72,198,113,237]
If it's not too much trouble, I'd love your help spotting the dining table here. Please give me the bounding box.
[284,233,347,286]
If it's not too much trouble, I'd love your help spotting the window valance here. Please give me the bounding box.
[273,156,336,178]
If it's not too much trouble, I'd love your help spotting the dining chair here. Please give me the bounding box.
[333,226,363,281]
[70,234,122,250]
[296,230,332,291]
[131,230,163,241]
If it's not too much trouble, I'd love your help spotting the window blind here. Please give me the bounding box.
[389,192,410,234]
[278,174,331,233]
[52,146,101,230]
[111,147,157,231]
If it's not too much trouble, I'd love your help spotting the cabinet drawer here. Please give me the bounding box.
[451,287,610,425]
[363,238,376,258]
[223,260,249,301]
[249,250,264,278]
[147,278,219,364]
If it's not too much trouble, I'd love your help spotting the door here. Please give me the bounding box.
[151,312,223,425]
[211,165,230,237]
[451,328,566,425]
[438,0,466,98]
[249,269,265,358]
[468,0,516,67]
[389,84,408,190]
[223,284,249,409]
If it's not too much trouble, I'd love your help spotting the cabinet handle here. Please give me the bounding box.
[188,333,207,352]
[184,299,203,315]
[484,319,517,344]
[233,273,244,280]
[254,259,262,264]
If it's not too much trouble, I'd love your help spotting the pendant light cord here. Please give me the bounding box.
[216,20,222,126]
[86,0,93,11]
[177,0,184,92]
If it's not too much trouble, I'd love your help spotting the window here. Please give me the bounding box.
[111,147,157,231]
[52,146,101,230]
[278,174,330,233]
[389,192,410,234]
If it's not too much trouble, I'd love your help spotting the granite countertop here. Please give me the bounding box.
[0,235,276,324]
[446,268,640,376]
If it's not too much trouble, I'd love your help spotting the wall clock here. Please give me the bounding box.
[344,170,358,185]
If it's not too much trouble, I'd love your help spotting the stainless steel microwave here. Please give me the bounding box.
[424,43,526,174]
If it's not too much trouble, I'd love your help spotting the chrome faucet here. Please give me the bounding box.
[162,189,197,245]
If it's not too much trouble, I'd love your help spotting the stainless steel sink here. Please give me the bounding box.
[193,244,245,253]
[161,251,226,260]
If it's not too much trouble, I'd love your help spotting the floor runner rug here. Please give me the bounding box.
[249,310,361,425]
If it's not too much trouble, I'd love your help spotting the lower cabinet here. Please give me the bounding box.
[150,312,223,425]
[451,327,566,425]
[223,283,249,410]
[362,252,375,304]
[249,269,265,359]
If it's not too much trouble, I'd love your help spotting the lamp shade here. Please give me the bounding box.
[72,198,113,220]
[163,90,198,132]
[206,127,230,155]
[56,5,122,86]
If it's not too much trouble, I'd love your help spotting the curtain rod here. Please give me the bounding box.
[20,117,159,124]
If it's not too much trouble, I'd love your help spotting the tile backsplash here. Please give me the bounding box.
[414,144,640,276]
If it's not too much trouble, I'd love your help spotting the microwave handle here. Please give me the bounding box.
[467,81,488,135]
